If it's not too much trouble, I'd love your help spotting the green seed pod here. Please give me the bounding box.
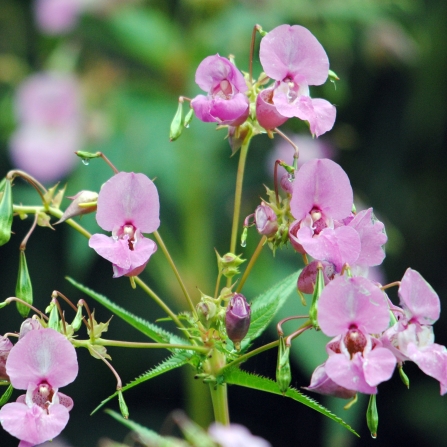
[15,251,33,318]
[398,364,410,389]
[118,390,129,419]
[0,179,13,247]
[71,303,84,331]
[169,101,183,141]
[47,301,59,330]
[309,263,325,330]
[276,336,291,394]
[366,394,379,439]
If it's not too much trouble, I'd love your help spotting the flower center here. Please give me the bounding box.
[344,327,367,357]
[121,224,137,250]
[310,208,327,234]
[212,79,233,99]
[32,382,55,412]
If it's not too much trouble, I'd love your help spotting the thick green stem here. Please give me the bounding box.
[209,383,230,425]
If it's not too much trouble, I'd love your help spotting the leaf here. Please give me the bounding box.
[242,270,300,349]
[0,384,13,407]
[105,409,190,447]
[66,277,188,346]
[222,367,359,437]
[91,351,191,415]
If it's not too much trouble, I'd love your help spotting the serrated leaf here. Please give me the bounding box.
[242,270,300,349]
[0,384,13,407]
[222,367,359,437]
[105,409,190,447]
[91,351,191,415]
[66,277,188,346]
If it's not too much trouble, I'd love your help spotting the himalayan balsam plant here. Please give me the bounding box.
[1,23,446,447]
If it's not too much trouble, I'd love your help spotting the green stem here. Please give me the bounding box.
[153,230,197,318]
[134,277,186,330]
[209,383,230,424]
[236,235,266,293]
[222,340,279,372]
[227,135,252,287]
[76,338,209,353]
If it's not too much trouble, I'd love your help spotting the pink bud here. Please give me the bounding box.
[0,336,13,380]
[255,203,278,237]
[225,294,251,346]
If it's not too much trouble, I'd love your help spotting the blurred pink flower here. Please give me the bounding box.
[8,72,84,183]
[89,172,160,278]
[209,423,271,447]
[0,328,78,446]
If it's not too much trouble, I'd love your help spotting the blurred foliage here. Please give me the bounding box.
[1,0,447,446]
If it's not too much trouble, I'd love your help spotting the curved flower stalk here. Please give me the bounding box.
[257,25,336,136]
[0,328,78,446]
[89,172,160,278]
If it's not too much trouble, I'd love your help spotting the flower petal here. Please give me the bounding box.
[6,328,78,389]
[260,25,329,85]
[290,159,353,222]
[95,172,160,233]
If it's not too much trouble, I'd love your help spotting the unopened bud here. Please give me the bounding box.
[0,179,13,246]
[228,123,250,155]
[15,250,33,318]
[254,203,278,237]
[216,250,245,279]
[196,300,217,328]
[55,190,98,224]
[276,336,291,394]
[225,294,251,350]
[298,260,335,295]
[0,336,13,380]
[19,317,43,339]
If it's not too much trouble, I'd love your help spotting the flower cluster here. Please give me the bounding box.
[9,72,84,183]
[0,321,78,446]
[189,24,336,138]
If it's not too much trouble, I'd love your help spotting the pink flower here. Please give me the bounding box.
[382,268,447,394]
[316,276,396,394]
[0,328,78,446]
[34,0,85,34]
[89,172,160,278]
[191,55,249,126]
[8,72,83,183]
[258,25,336,136]
[209,423,271,447]
[290,159,360,270]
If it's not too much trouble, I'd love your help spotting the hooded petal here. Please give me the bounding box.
[95,172,160,233]
[195,55,247,93]
[208,93,249,126]
[290,159,353,222]
[318,276,390,336]
[0,402,69,445]
[398,268,440,325]
[348,208,387,267]
[255,87,288,130]
[6,328,78,389]
[260,25,329,85]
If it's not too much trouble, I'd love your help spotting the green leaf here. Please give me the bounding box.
[0,384,13,407]
[105,409,189,447]
[91,351,192,415]
[66,277,188,346]
[242,270,300,349]
[222,367,359,437]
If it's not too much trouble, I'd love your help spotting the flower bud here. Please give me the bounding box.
[297,260,335,294]
[196,300,217,328]
[55,190,98,224]
[19,317,43,339]
[0,336,13,380]
[0,178,13,247]
[15,250,33,318]
[225,294,251,350]
[216,251,245,279]
[254,203,278,237]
